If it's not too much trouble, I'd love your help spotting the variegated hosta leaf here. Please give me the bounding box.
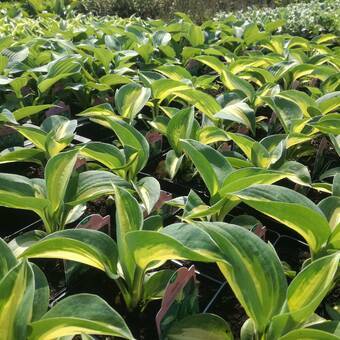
[199,222,287,334]
[166,313,233,340]
[0,260,35,340]
[134,176,160,214]
[28,294,134,340]
[180,139,233,197]
[114,186,143,288]
[172,89,221,121]
[76,103,118,119]
[79,141,126,177]
[38,55,82,93]
[151,79,192,102]
[0,172,49,222]
[13,104,56,121]
[0,238,17,280]
[235,184,331,255]
[278,328,339,340]
[0,147,45,166]
[127,222,286,334]
[13,124,47,150]
[220,168,287,195]
[67,170,130,206]
[45,149,78,216]
[20,229,119,279]
[166,106,194,156]
[41,116,77,157]
[115,82,151,121]
[262,90,319,133]
[269,253,340,338]
[95,117,149,180]
[215,101,256,134]
[221,70,255,102]
[194,55,227,75]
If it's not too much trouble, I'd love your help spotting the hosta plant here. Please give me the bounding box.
[18,222,340,339]
[167,138,310,222]
[16,186,173,311]
[0,115,77,165]
[77,109,150,181]
[234,181,340,259]
[0,148,129,233]
[0,238,133,340]
[128,222,340,339]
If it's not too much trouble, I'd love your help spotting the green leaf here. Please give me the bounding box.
[115,186,143,288]
[279,328,339,340]
[151,79,192,102]
[97,117,149,179]
[309,321,340,336]
[0,260,34,340]
[29,294,134,340]
[45,149,78,215]
[0,173,48,221]
[215,101,256,134]
[173,89,221,121]
[180,139,233,197]
[167,313,233,340]
[270,254,340,338]
[143,269,174,302]
[186,24,204,47]
[31,264,49,322]
[115,83,151,121]
[80,142,126,176]
[13,105,56,121]
[167,107,194,156]
[165,149,183,180]
[221,70,255,102]
[235,184,331,255]
[317,92,340,114]
[0,147,45,165]
[134,177,160,214]
[67,170,129,206]
[20,229,118,279]
[13,125,47,151]
[0,238,17,279]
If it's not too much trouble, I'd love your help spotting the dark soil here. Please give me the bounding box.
[84,197,112,217]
